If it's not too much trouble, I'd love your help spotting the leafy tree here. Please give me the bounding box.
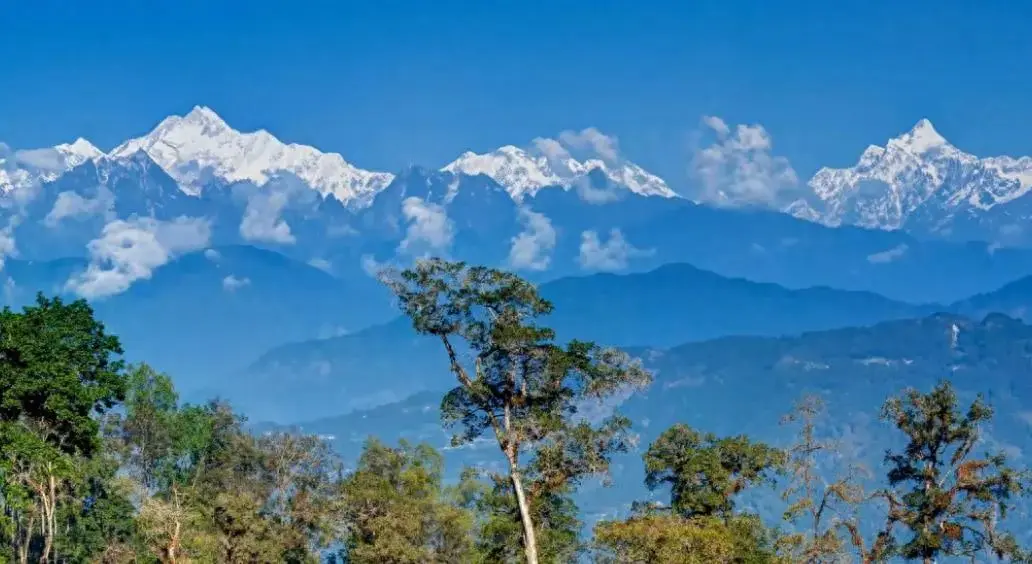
[339,438,474,563]
[113,367,341,563]
[0,294,126,456]
[593,424,784,563]
[457,468,581,563]
[777,395,868,563]
[252,431,343,559]
[593,512,780,564]
[107,365,224,561]
[876,381,1029,562]
[0,294,126,563]
[201,428,342,563]
[644,423,784,519]
[382,259,651,564]
[53,453,140,563]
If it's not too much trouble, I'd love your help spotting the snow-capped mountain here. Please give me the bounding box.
[111,106,395,203]
[1,138,104,195]
[794,119,1032,242]
[7,107,677,213]
[443,139,676,201]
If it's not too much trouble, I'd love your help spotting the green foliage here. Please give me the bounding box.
[383,258,651,563]
[0,294,125,457]
[0,294,127,562]
[877,381,1029,562]
[53,455,140,562]
[104,366,343,562]
[644,423,785,519]
[457,468,581,563]
[339,438,475,563]
[594,421,785,563]
[593,512,784,564]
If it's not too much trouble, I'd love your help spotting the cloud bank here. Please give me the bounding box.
[691,116,799,207]
[45,187,115,227]
[508,207,556,271]
[578,228,653,271]
[66,216,212,299]
[398,197,454,256]
[240,188,295,245]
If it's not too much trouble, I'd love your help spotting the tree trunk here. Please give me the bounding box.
[167,486,183,564]
[508,465,539,564]
[18,514,34,564]
[41,472,57,564]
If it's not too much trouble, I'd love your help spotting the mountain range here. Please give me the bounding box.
[6,107,1032,306]
[6,111,1032,255]
[233,260,1032,422]
[6,106,1032,419]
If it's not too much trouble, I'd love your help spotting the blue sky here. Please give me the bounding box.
[3,0,1031,188]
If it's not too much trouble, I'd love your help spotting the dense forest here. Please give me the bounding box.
[2,259,1030,563]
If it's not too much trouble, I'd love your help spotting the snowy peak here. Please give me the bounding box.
[55,138,104,163]
[798,119,1032,234]
[442,130,676,201]
[889,118,948,154]
[184,105,226,127]
[111,106,394,202]
[0,137,105,193]
[443,145,563,199]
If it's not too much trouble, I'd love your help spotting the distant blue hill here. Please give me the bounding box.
[273,313,1032,544]
[235,261,931,421]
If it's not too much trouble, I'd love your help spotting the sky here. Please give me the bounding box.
[3,0,1032,190]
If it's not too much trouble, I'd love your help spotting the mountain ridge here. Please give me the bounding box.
[793,119,1032,242]
[6,107,674,208]
[232,259,932,421]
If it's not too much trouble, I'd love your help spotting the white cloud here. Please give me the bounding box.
[701,115,730,137]
[578,228,653,271]
[398,197,454,255]
[530,128,625,178]
[44,187,114,227]
[14,147,67,171]
[239,189,295,245]
[66,216,212,299]
[531,137,572,163]
[558,127,620,163]
[691,116,799,207]
[574,176,622,204]
[203,248,221,262]
[222,274,251,292]
[308,257,332,273]
[2,276,15,303]
[508,207,556,271]
[0,223,16,271]
[867,244,909,264]
[360,254,383,277]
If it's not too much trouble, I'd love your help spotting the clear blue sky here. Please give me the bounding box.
[3,0,1031,187]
